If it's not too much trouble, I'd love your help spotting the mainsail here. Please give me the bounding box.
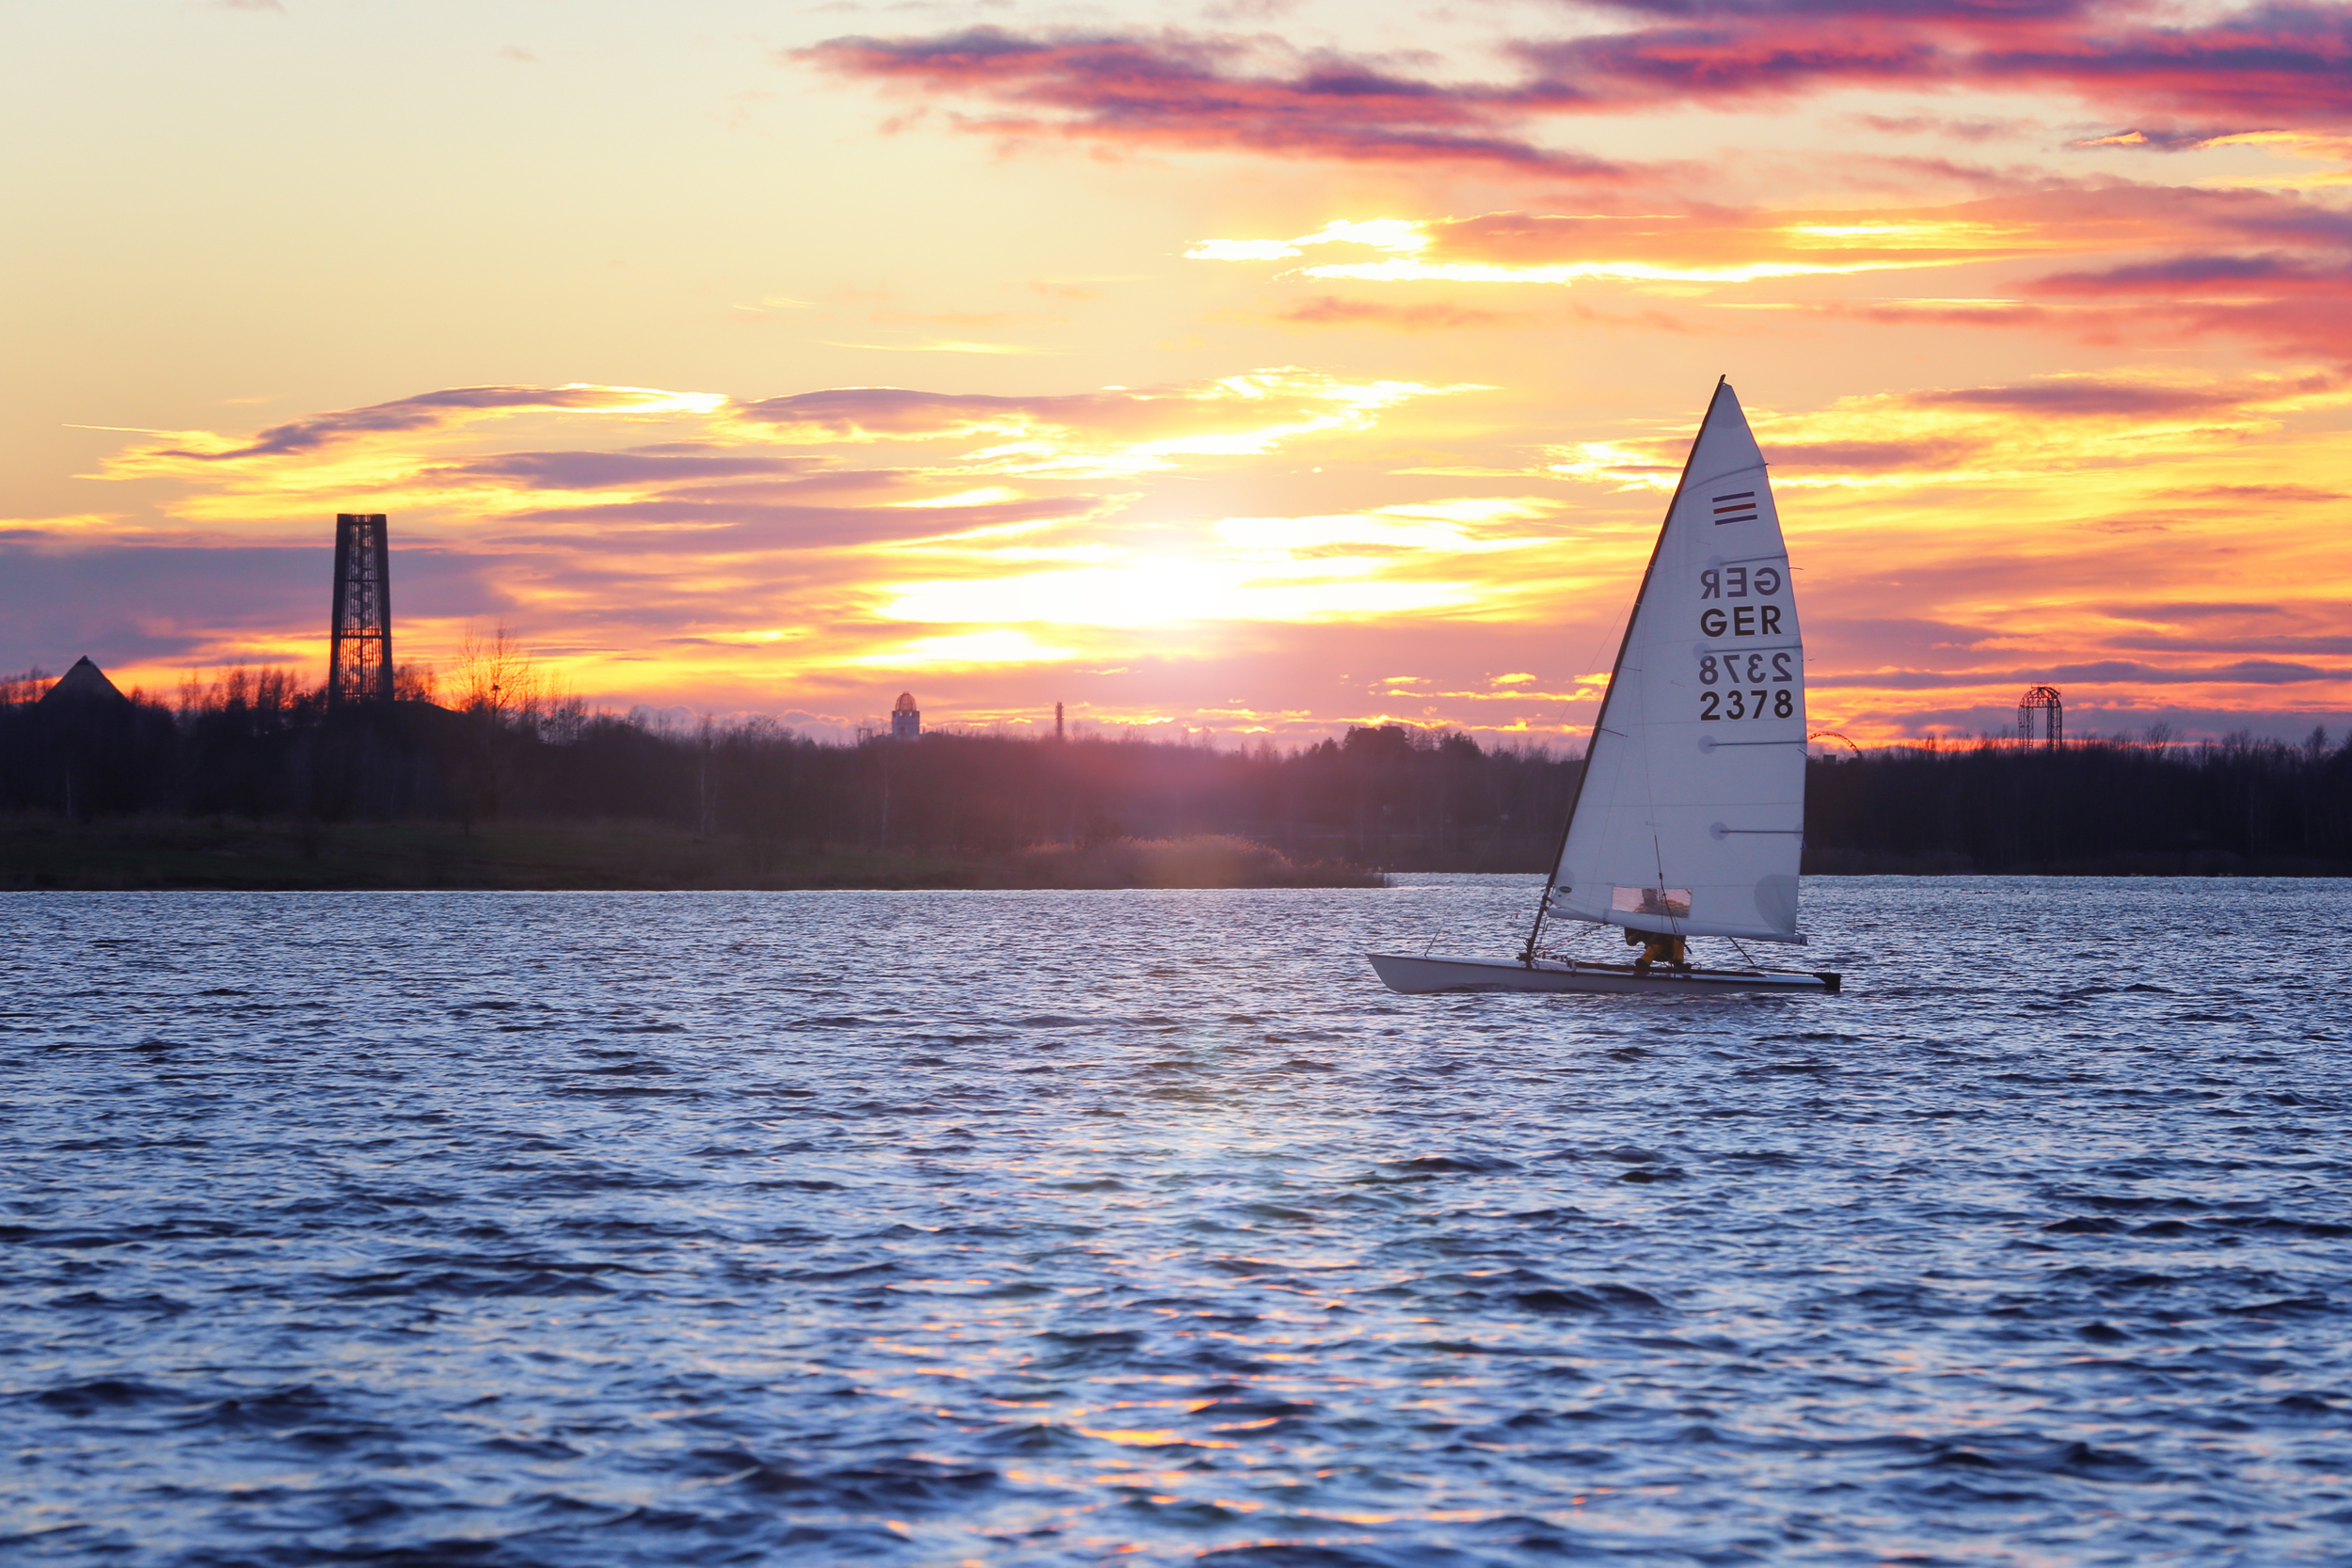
[1537,379,1809,946]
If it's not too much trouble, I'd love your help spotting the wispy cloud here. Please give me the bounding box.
[1188,185,2352,372]
[119,385,725,466]
[1513,0,2352,119]
[1275,296,1529,330]
[730,371,1470,474]
[1549,368,2349,488]
[796,27,1630,175]
[1192,210,2051,287]
[1817,659,2352,690]
[802,5,2352,177]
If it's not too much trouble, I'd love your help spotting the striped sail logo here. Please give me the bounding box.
[1711,490,1758,525]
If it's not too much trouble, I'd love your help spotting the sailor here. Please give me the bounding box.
[1626,927,1688,974]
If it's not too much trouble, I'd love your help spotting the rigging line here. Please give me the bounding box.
[1524,375,1731,962]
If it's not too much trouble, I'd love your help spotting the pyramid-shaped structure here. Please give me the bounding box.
[40,656,131,708]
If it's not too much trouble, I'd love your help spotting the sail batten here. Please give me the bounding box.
[1538,382,1807,947]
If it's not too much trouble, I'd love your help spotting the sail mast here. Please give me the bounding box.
[1520,377,1731,963]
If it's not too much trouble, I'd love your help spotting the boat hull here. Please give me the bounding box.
[1367,951,1838,997]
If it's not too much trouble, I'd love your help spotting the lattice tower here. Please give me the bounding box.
[2017,685,2063,747]
[328,514,394,707]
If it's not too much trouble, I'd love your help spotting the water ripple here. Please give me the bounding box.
[4,878,2349,1564]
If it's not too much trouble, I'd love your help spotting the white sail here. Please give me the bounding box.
[1546,380,1808,944]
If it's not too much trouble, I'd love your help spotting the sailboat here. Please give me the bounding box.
[1368,379,1842,997]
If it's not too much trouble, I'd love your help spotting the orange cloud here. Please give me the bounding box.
[23,364,2352,747]
[1196,184,2352,372]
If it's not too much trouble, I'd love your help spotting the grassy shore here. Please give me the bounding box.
[0,816,1384,891]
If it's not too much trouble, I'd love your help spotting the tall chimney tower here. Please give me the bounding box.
[1055,701,1064,741]
[327,513,394,708]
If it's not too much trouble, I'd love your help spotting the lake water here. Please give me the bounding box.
[5,877,2350,1566]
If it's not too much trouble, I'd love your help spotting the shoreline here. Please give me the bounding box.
[2,816,2344,891]
[0,816,1382,892]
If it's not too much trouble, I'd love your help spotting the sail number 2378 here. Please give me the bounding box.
[1697,651,1794,722]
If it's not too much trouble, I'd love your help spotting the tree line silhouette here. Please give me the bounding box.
[1803,728,2351,874]
[5,663,2347,873]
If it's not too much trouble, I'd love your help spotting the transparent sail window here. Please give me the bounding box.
[1611,886,1692,919]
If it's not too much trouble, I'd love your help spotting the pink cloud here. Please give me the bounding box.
[797,27,1629,174]
[2029,252,2349,294]
[1512,0,2352,120]
[803,5,2352,175]
[1276,295,1526,329]
[734,385,1163,439]
[1814,658,2352,689]
[431,448,818,488]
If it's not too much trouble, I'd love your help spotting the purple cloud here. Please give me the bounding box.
[158,387,706,463]
[803,5,2352,172]
[798,27,1628,173]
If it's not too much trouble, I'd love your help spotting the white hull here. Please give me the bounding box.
[1367,951,1839,997]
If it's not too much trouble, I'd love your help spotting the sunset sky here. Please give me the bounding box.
[6,0,2348,745]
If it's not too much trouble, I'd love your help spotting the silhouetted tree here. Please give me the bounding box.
[5,664,2345,872]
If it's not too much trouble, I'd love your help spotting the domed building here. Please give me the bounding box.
[891,691,920,741]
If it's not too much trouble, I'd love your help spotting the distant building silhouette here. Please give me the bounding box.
[40,656,131,710]
[1055,701,1064,741]
[892,691,920,741]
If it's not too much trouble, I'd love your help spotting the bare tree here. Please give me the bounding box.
[447,625,583,737]
[393,661,438,704]
[451,625,544,728]
[2,668,52,707]
[176,665,309,721]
